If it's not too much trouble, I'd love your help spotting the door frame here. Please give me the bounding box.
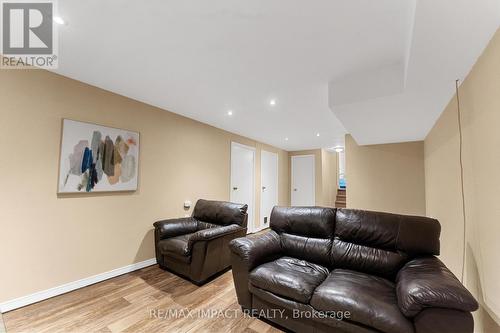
[291,154,315,206]
[230,142,256,233]
[260,150,279,231]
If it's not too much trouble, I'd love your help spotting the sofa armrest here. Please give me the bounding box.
[413,308,474,333]
[153,217,199,240]
[396,257,478,317]
[229,230,282,309]
[191,224,245,242]
[229,230,282,271]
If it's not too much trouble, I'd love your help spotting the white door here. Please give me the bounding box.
[291,155,315,206]
[230,142,255,233]
[260,150,278,229]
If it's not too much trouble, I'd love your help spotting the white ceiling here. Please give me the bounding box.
[330,0,500,145]
[53,0,500,150]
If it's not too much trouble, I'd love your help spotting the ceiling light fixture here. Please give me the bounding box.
[227,110,233,116]
[270,99,277,106]
[334,146,344,153]
[285,137,289,141]
[316,133,320,137]
[53,16,65,25]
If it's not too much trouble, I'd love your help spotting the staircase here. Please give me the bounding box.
[335,189,346,208]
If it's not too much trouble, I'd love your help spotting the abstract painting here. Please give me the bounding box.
[58,119,140,193]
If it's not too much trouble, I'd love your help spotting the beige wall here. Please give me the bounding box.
[345,134,426,215]
[288,149,337,207]
[425,28,500,331]
[0,68,289,304]
[321,149,338,207]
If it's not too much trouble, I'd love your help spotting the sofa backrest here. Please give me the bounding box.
[332,209,441,279]
[270,206,336,267]
[193,199,248,227]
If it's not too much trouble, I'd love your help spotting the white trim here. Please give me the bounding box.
[260,150,278,228]
[230,141,256,233]
[230,141,256,152]
[291,154,316,206]
[0,258,156,313]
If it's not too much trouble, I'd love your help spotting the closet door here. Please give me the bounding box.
[291,155,315,206]
[230,142,255,232]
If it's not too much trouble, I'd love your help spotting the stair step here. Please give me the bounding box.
[336,188,346,208]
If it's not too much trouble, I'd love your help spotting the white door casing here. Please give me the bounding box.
[230,142,255,233]
[260,150,278,230]
[291,155,315,206]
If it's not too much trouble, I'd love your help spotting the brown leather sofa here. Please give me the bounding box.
[229,207,478,333]
[154,199,248,284]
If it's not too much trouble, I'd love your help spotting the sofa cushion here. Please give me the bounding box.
[249,257,329,303]
[331,209,440,279]
[280,233,332,267]
[335,209,440,256]
[330,238,408,279]
[310,269,414,333]
[271,206,336,238]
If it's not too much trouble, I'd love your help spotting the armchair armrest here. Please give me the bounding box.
[396,257,478,317]
[191,224,245,242]
[153,217,198,240]
[229,230,282,271]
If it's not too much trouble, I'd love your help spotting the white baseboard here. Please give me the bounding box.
[0,258,156,313]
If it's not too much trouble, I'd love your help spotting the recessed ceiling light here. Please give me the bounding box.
[270,99,277,106]
[316,133,320,137]
[227,110,233,116]
[285,137,289,141]
[334,146,344,153]
[53,16,65,25]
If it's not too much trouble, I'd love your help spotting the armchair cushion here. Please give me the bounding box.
[193,199,248,226]
[158,225,244,258]
[157,233,194,257]
[396,257,478,317]
[191,224,244,241]
[229,230,282,271]
[153,217,198,240]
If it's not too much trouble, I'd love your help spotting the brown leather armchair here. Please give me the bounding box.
[229,207,478,333]
[154,199,247,284]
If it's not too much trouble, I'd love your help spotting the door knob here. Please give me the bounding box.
[233,187,238,191]
[293,188,297,191]
[262,186,266,191]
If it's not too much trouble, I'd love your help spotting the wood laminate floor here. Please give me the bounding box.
[3,266,282,333]
[0,313,6,333]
